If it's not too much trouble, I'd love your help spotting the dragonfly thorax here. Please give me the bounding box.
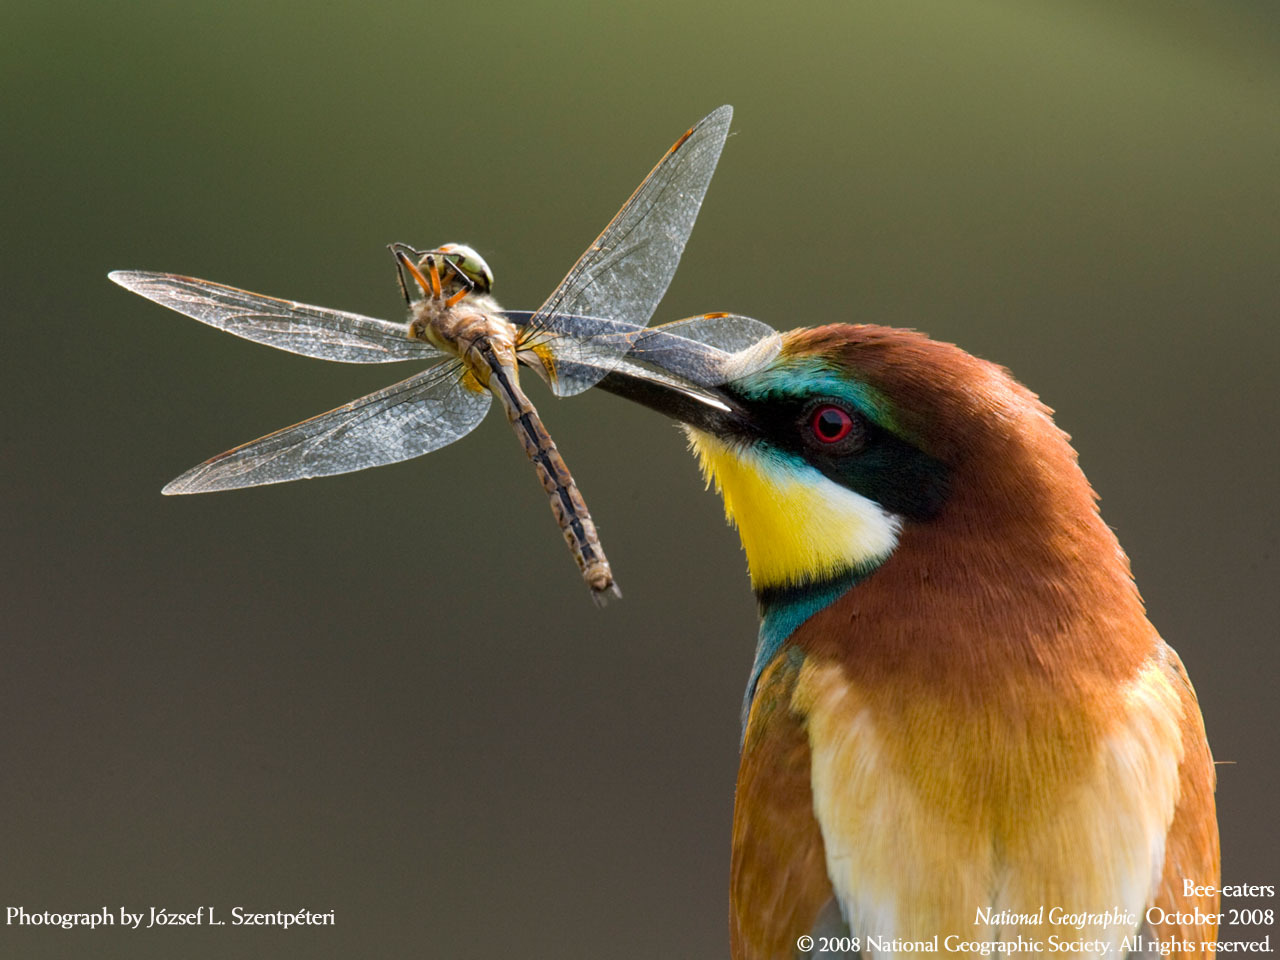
[408,292,518,384]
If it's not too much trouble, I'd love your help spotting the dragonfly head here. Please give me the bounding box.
[391,242,495,306]
[432,243,494,296]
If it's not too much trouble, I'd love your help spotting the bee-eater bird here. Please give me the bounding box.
[598,323,1219,960]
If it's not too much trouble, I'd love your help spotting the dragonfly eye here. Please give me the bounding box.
[438,243,494,295]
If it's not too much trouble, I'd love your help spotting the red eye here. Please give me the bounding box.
[810,405,855,443]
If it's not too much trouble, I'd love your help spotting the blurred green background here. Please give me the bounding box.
[3,1,1277,957]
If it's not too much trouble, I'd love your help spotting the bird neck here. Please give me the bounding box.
[744,565,874,729]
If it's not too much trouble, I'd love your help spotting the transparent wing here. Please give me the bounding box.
[523,105,733,396]
[509,309,777,388]
[637,313,780,382]
[163,360,490,494]
[109,270,438,364]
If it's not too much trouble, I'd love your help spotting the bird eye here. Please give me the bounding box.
[810,404,855,444]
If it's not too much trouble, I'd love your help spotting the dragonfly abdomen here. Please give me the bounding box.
[483,353,621,605]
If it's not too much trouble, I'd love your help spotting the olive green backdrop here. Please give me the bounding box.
[3,1,1277,957]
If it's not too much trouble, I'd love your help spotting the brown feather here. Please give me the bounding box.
[731,653,833,960]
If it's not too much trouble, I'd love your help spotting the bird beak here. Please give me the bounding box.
[509,312,774,439]
[594,358,751,437]
[595,323,778,440]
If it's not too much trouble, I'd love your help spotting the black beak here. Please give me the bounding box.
[593,363,750,437]
[581,322,764,438]
[507,311,771,440]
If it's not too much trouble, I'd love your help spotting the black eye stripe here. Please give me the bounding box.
[720,386,950,522]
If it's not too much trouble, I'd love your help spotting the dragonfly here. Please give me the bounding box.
[109,105,777,604]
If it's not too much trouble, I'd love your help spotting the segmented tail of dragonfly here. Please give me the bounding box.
[482,351,621,605]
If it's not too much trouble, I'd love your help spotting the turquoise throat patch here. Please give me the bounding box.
[743,566,870,735]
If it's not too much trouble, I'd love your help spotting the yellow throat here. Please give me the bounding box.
[686,430,901,590]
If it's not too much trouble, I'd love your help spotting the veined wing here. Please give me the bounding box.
[109,271,438,364]
[508,309,777,389]
[530,315,779,444]
[522,105,733,396]
[163,360,490,494]
[630,313,780,384]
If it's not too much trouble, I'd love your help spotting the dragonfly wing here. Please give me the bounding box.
[524,105,734,396]
[631,313,780,385]
[110,270,438,363]
[163,360,490,494]
[511,310,777,389]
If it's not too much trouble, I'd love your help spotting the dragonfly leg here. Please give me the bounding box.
[424,254,443,299]
[441,257,476,307]
[388,244,415,305]
[444,283,472,309]
[393,249,436,301]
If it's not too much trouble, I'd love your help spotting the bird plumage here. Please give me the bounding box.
[679,325,1217,959]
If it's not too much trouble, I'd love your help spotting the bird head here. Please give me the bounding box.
[601,322,1126,605]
